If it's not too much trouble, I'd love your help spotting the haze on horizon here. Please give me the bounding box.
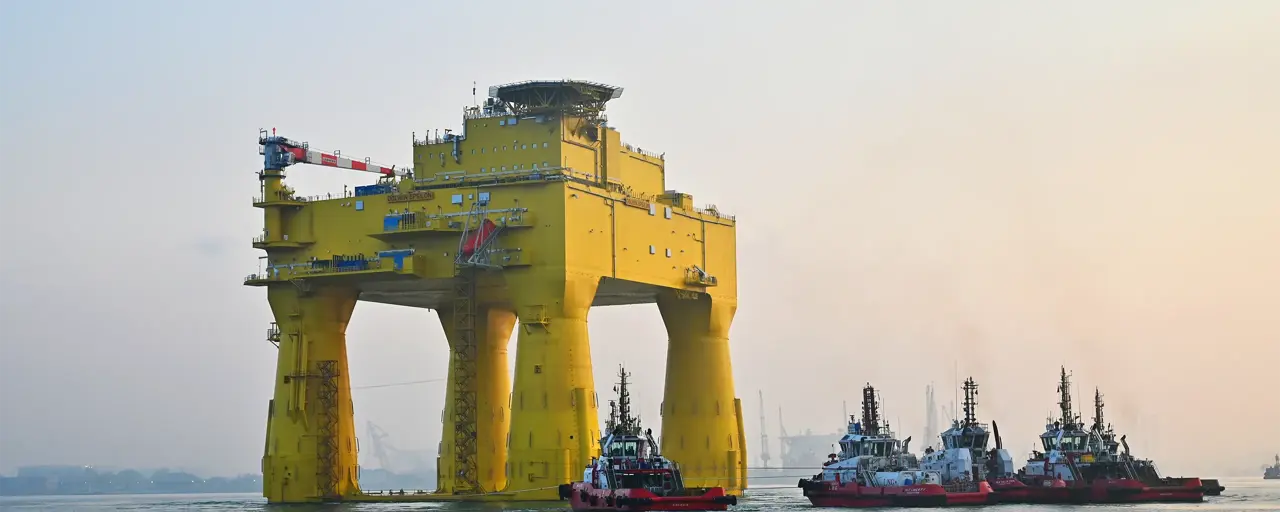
[1,0,1276,479]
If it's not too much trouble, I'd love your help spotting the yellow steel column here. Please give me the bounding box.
[657,291,744,495]
[261,170,285,241]
[435,306,515,494]
[262,285,361,503]
[504,271,600,500]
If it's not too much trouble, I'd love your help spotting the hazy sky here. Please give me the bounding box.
[1,0,1277,478]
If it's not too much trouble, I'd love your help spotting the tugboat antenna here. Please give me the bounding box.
[953,361,959,423]
[861,383,881,435]
[606,399,619,433]
[1057,366,1075,429]
[1092,388,1106,433]
[613,364,639,435]
[962,377,979,428]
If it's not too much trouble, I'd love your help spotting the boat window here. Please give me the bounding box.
[618,472,667,490]
[1069,436,1087,451]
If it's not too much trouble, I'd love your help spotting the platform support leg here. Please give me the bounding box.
[262,285,361,503]
[504,271,601,500]
[436,306,516,494]
[658,291,745,495]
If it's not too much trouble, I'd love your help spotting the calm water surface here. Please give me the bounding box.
[1,479,1275,511]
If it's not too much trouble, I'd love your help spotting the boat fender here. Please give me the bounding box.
[580,490,588,501]
[558,484,572,500]
[615,496,630,506]
[605,495,614,506]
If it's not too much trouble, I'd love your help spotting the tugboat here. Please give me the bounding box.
[920,378,1014,504]
[994,367,1206,504]
[798,384,992,507]
[558,366,737,511]
[1265,454,1280,479]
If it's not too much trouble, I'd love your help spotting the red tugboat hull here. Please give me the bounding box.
[799,479,992,508]
[990,477,1205,504]
[1081,477,1205,504]
[561,483,737,511]
[989,477,1074,504]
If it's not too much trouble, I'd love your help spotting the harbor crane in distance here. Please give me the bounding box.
[758,391,770,468]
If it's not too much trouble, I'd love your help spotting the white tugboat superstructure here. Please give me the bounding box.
[920,377,1016,484]
[798,384,993,507]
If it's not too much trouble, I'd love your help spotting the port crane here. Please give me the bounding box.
[758,391,771,468]
[259,128,411,177]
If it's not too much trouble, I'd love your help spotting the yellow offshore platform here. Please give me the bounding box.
[246,80,744,503]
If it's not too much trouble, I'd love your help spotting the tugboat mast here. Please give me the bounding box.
[961,378,979,428]
[1091,388,1106,433]
[606,398,620,433]
[611,365,640,435]
[861,384,881,435]
[1057,367,1077,429]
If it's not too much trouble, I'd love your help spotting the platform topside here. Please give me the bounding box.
[251,80,737,302]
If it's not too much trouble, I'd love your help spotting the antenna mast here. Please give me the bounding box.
[861,383,881,435]
[611,365,639,435]
[1092,388,1106,432]
[962,377,979,428]
[1057,366,1075,429]
[953,361,959,422]
[606,398,619,433]
[925,384,939,447]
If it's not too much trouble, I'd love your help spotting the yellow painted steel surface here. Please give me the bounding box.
[248,80,741,503]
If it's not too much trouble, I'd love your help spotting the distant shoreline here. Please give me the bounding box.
[0,491,263,498]
[0,489,261,498]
